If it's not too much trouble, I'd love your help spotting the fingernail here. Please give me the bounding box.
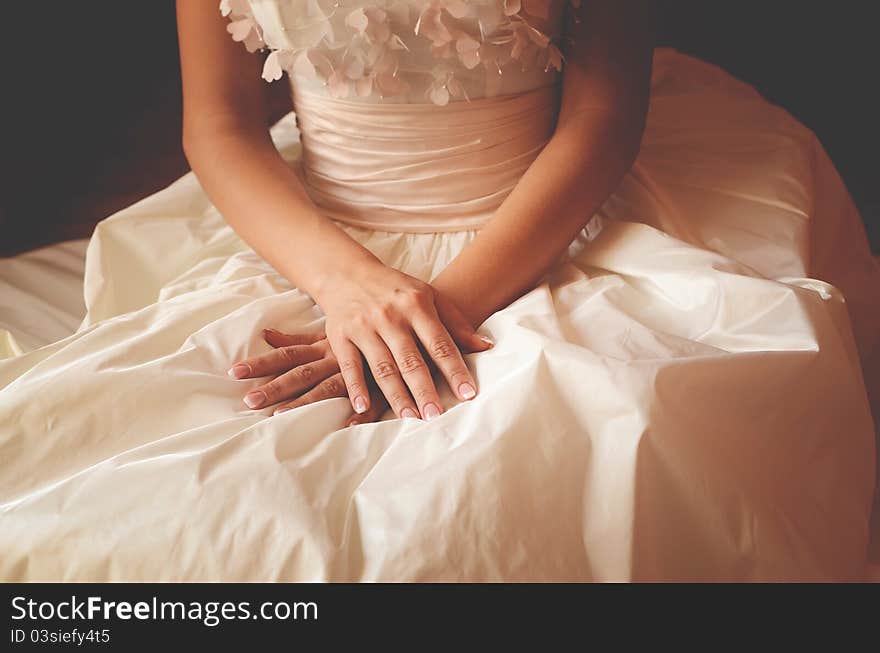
[458,382,476,400]
[228,363,251,379]
[244,390,266,409]
[423,403,441,420]
[401,407,419,419]
[274,406,293,416]
[354,396,368,414]
[346,418,359,427]
[479,336,495,348]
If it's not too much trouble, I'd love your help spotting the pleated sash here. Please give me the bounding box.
[291,85,560,232]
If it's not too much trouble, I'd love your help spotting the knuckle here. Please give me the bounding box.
[346,379,366,396]
[278,346,300,366]
[338,357,360,373]
[372,303,398,324]
[261,381,280,401]
[325,323,345,341]
[385,392,407,410]
[397,286,430,309]
[295,364,315,383]
[398,350,426,374]
[373,359,398,380]
[430,337,456,360]
[349,313,371,331]
[320,376,344,396]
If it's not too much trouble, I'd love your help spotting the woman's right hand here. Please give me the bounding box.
[315,262,493,421]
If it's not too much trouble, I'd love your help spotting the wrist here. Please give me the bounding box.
[431,273,492,329]
[310,252,386,309]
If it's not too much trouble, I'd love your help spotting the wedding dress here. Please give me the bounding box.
[1,0,878,581]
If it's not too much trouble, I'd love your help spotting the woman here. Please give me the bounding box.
[0,0,877,580]
[183,0,654,426]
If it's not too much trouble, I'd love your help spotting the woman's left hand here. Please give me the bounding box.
[228,328,388,425]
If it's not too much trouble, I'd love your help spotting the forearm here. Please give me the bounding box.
[184,124,382,303]
[432,0,654,327]
[432,108,644,326]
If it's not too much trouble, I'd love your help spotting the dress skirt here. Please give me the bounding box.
[1,49,877,581]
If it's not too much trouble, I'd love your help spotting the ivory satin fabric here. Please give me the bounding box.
[0,240,89,356]
[291,85,559,231]
[1,49,879,581]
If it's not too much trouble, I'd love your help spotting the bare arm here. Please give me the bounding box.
[176,0,380,297]
[177,0,488,422]
[432,0,655,326]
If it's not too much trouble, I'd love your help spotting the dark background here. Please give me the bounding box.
[2,1,878,256]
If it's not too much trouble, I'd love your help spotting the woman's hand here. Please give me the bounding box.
[228,328,390,424]
[227,262,494,423]
[316,264,492,419]
[314,263,493,421]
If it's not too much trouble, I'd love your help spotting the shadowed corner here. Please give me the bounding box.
[0,0,294,258]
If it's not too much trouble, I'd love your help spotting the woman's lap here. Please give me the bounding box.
[1,49,877,580]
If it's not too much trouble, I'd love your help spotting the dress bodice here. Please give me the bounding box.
[220,1,577,231]
[221,0,576,104]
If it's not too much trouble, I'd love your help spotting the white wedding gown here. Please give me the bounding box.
[1,0,878,581]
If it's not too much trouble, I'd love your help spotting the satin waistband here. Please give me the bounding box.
[290,85,560,232]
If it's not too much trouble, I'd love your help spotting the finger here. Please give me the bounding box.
[353,333,421,420]
[412,308,479,403]
[243,356,339,410]
[327,335,371,416]
[344,392,389,427]
[262,327,325,348]
[228,344,324,379]
[434,295,494,354]
[380,326,444,420]
[272,372,348,415]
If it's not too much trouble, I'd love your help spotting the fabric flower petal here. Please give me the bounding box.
[221,0,571,102]
[262,50,284,82]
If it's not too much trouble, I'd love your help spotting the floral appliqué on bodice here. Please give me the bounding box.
[221,0,581,104]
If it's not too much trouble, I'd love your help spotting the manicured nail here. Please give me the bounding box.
[423,403,441,420]
[401,407,419,419]
[458,382,476,400]
[228,363,251,379]
[354,396,368,414]
[479,336,495,348]
[274,406,293,416]
[244,390,266,409]
[346,418,359,427]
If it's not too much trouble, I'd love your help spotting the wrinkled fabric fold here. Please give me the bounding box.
[291,85,560,232]
[0,50,878,581]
